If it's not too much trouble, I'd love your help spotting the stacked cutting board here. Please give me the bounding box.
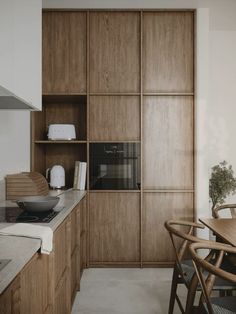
[5,172,49,200]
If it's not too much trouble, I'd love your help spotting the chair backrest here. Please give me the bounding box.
[164,220,208,275]
[213,203,236,218]
[189,242,236,314]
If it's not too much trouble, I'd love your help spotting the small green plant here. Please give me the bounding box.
[209,161,236,214]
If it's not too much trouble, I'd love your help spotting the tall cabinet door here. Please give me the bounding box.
[89,11,140,93]
[143,96,194,190]
[43,12,87,94]
[143,11,194,93]
[142,11,194,264]
[89,193,140,264]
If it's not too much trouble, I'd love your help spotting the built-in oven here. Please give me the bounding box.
[89,143,140,190]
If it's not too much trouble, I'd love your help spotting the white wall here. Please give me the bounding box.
[0,0,42,200]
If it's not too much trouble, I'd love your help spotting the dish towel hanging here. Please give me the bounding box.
[0,223,53,254]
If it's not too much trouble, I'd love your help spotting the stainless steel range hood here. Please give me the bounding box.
[0,85,36,110]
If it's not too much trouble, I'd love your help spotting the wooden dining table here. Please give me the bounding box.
[199,218,236,247]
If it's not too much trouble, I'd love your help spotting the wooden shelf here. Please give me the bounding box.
[143,92,194,96]
[89,140,141,143]
[89,93,140,96]
[43,93,87,96]
[143,189,195,193]
[89,190,141,193]
[35,140,87,144]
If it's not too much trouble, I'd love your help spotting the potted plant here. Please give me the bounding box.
[209,161,236,216]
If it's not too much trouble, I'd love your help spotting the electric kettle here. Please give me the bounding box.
[46,165,65,189]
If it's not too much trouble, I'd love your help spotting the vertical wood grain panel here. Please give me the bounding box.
[89,192,140,263]
[43,12,87,94]
[142,192,193,262]
[143,96,194,189]
[143,11,194,93]
[0,276,20,314]
[20,254,49,313]
[90,12,140,93]
[89,96,140,141]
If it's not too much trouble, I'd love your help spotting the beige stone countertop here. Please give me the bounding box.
[0,189,86,295]
[0,236,41,294]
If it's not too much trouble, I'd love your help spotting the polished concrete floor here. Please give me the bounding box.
[72,268,185,314]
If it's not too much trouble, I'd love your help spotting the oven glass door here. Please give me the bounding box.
[89,143,140,190]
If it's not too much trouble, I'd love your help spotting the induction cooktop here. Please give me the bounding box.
[0,206,61,223]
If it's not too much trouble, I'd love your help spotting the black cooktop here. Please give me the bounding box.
[0,206,59,223]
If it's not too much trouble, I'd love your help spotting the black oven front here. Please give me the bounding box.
[89,143,140,190]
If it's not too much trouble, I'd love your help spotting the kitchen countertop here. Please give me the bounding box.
[0,189,86,295]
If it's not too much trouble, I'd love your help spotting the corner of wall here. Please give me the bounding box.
[195,8,211,238]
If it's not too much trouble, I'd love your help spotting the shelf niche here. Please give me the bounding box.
[31,94,87,188]
[32,143,87,188]
[33,95,87,141]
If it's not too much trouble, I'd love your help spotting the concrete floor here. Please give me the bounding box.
[72,268,186,314]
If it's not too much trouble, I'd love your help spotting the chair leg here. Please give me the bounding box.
[185,273,199,314]
[168,265,179,314]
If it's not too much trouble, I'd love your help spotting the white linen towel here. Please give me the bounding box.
[0,223,53,254]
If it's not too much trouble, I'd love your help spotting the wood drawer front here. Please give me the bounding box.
[90,12,140,93]
[54,219,68,286]
[89,193,140,263]
[54,268,71,314]
[142,192,193,262]
[143,11,194,93]
[20,254,49,314]
[143,96,194,190]
[43,12,87,94]
[89,96,140,141]
[0,276,20,314]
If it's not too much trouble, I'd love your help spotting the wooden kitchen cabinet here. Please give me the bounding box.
[0,276,20,314]
[0,197,87,313]
[0,254,50,314]
[42,12,87,94]
[53,216,71,313]
[33,9,195,267]
[143,96,194,190]
[89,11,140,93]
[20,254,50,314]
[89,193,140,264]
[142,192,193,264]
[89,96,140,141]
[143,11,194,93]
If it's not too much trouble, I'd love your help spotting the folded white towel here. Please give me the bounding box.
[0,223,53,254]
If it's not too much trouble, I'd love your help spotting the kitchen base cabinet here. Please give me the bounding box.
[20,254,50,314]
[89,193,140,265]
[0,276,20,314]
[54,269,71,314]
[142,192,193,264]
[51,213,72,314]
[0,196,87,313]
